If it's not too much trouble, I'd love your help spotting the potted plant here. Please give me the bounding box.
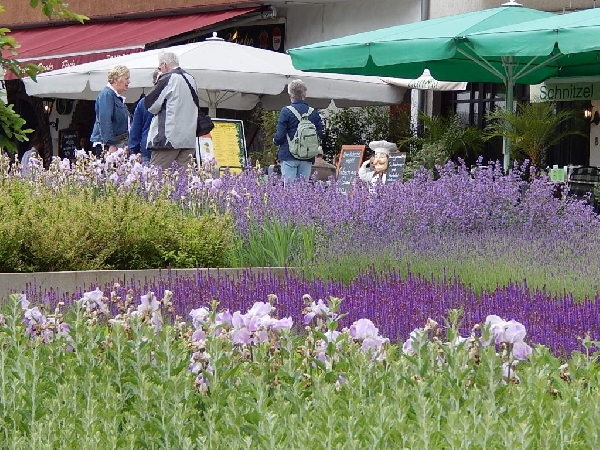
[484,101,584,170]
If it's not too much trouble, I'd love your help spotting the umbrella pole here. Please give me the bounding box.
[502,56,516,173]
[205,91,218,117]
[503,80,514,173]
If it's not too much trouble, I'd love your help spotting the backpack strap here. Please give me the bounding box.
[286,105,302,120]
[286,105,314,119]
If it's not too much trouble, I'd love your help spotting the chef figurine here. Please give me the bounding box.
[358,140,397,186]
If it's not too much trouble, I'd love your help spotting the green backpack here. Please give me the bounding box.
[286,106,320,160]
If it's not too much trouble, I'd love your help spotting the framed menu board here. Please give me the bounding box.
[59,129,78,159]
[336,145,365,194]
[195,119,247,174]
[385,152,407,184]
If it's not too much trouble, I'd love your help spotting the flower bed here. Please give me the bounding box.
[1,289,599,448]
[3,151,600,446]
[20,268,600,357]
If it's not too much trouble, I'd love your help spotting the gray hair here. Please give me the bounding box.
[159,51,179,69]
[287,79,307,101]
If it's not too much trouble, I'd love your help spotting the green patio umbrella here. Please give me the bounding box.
[289,1,555,170]
[468,7,600,80]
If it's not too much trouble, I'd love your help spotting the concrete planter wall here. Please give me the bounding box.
[1,268,288,300]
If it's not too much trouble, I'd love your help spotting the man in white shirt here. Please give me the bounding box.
[21,136,43,176]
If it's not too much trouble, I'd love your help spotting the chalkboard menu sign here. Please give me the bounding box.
[59,129,78,159]
[385,152,407,184]
[336,145,365,194]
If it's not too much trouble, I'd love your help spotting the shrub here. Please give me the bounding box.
[0,179,234,272]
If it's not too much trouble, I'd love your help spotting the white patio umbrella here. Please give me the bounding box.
[381,69,467,91]
[23,35,412,116]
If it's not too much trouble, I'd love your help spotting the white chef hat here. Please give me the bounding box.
[368,140,397,156]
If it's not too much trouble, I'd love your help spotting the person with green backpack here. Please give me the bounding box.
[273,79,323,186]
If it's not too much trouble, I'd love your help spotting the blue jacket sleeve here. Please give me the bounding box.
[96,91,116,144]
[273,108,291,145]
[128,101,144,153]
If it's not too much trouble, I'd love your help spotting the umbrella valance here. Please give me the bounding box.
[1,9,261,80]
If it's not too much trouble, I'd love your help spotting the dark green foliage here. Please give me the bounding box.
[256,110,280,168]
[0,180,234,272]
[399,112,484,178]
[323,106,411,161]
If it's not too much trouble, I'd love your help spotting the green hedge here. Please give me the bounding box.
[0,180,234,272]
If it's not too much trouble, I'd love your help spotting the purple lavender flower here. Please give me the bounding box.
[231,328,252,345]
[188,351,207,374]
[58,158,71,171]
[192,329,206,342]
[20,294,30,311]
[231,311,252,345]
[512,341,533,360]
[215,310,232,327]
[348,318,389,358]
[260,316,293,332]
[24,306,45,324]
[360,335,388,354]
[246,302,272,318]
[402,328,426,355]
[74,149,88,159]
[324,330,341,342]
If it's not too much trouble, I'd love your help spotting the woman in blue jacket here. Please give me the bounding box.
[90,65,130,157]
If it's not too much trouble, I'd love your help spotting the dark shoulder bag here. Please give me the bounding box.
[180,72,215,137]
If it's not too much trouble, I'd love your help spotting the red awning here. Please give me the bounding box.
[4,8,258,79]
